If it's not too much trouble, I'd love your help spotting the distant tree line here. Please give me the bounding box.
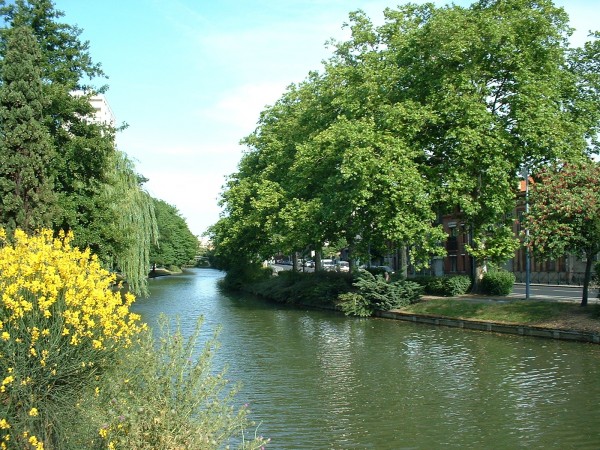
[208,0,600,291]
[0,0,198,295]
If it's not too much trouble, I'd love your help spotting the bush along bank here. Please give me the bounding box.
[223,264,600,342]
[411,275,472,297]
[222,265,520,319]
[223,266,426,317]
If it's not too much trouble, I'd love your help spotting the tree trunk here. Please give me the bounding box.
[581,254,593,307]
[314,251,322,272]
[399,244,408,279]
[347,245,354,275]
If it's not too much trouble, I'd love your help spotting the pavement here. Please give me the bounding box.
[456,283,600,304]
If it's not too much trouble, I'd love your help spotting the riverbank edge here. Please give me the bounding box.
[266,298,600,344]
[375,309,600,344]
[228,272,600,344]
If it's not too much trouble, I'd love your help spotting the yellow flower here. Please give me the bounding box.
[28,408,39,417]
[0,333,9,341]
[28,435,44,449]
[0,419,9,429]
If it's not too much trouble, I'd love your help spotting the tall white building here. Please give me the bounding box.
[88,94,115,128]
[71,90,116,127]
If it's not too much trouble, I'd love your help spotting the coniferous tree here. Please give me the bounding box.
[0,25,55,234]
[0,1,160,295]
[0,0,116,246]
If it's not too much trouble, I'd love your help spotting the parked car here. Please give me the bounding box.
[337,261,350,272]
[322,259,336,271]
[304,260,315,268]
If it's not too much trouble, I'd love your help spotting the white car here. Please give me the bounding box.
[322,259,336,271]
[337,261,350,272]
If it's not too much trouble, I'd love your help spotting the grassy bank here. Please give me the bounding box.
[400,298,600,334]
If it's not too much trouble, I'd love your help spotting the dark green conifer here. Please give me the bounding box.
[0,25,56,234]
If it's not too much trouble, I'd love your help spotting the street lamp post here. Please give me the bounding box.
[523,167,531,299]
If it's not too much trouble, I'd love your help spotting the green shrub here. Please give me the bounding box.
[221,263,273,290]
[412,276,444,295]
[246,270,353,307]
[444,276,472,296]
[412,275,472,296]
[481,269,515,296]
[337,292,373,317]
[73,316,268,449]
[337,271,423,316]
[363,266,389,277]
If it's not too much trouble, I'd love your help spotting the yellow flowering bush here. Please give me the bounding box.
[0,229,146,449]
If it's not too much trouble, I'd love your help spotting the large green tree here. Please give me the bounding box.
[526,159,600,306]
[150,199,198,269]
[0,25,55,235]
[0,0,117,247]
[375,0,592,281]
[211,0,599,285]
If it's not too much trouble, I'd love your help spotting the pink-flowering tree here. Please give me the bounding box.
[526,160,600,306]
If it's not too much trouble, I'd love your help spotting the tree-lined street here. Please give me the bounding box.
[209,0,600,305]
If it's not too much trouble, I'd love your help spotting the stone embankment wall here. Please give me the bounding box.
[376,310,600,344]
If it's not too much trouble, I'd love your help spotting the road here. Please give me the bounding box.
[510,283,599,303]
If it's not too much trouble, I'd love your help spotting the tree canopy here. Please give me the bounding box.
[209,0,599,279]
[150,198,198,269]
[526,159,600,306]
[0,25,55,234]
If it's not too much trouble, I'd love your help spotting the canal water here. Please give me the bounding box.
[131,268,600,449]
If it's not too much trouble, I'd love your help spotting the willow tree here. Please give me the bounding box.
[102,151,158,297]
[0,25,56,235]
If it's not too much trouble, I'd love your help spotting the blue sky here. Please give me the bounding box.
[55,0,598,237]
